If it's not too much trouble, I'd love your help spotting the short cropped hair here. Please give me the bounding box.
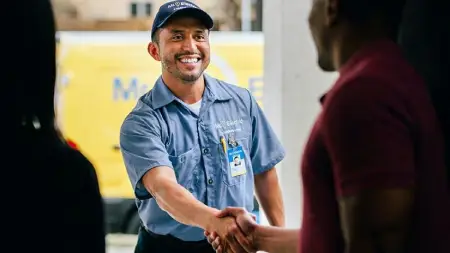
[339,0,406,25]
[338,0,407,38]
[151,29,160,44]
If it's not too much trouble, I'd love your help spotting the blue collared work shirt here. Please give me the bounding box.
[120,74,285,241]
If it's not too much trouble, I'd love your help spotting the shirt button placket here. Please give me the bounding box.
[199,118,215,207]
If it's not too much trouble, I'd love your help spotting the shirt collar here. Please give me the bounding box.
[319,39,400,105]
[150,74,232,109]
[203,74,232,102]
[150,76,176,109]
[319,93,327,105]
[338,38,400,75]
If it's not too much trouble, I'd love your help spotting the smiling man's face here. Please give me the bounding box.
[153,16,210,84]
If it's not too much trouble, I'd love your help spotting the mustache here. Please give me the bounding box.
[175,51,203,59]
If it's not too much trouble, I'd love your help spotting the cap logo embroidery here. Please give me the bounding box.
[167,1,198,9]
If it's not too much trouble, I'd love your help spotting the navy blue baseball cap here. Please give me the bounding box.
[151,0,214,41]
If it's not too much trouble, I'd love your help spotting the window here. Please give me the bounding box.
[130,3,138,17]
[145,3,152,16]
[130,2,152,18]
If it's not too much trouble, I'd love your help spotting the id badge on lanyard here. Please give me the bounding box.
[226,133,247,177]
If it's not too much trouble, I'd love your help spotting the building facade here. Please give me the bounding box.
[51,0,230,31]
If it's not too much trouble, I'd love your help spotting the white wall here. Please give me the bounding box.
[63,0,222,20]
[261,0,338,228]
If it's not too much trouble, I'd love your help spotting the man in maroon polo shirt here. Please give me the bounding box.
[204,0,450,252]
[298,0,450,251]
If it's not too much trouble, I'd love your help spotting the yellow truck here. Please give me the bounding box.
[56,31,264,234]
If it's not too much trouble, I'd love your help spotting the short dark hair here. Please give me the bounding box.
[151,29,160,44]
[339,0,406,26]
[338,0,406,39]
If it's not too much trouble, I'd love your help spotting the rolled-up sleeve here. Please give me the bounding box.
[247,90,285,174]
[120,110,172,200]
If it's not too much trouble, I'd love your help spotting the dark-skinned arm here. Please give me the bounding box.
[338,189,414,253]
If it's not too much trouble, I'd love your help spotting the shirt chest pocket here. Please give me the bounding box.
[168,146,200,192]
[218,137,251,186]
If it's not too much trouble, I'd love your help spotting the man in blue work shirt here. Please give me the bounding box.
[119,1,285,252]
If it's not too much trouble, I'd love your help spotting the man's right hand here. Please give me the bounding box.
[207,215,253,253]
[205,207,259,253]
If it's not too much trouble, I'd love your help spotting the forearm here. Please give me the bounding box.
[345,230,407,253]
[339,189,414,253]
[255,168,285,226]
[255,225,299,253]
[152,180,219,230]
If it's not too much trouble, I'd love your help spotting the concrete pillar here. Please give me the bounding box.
[262,0,337,228]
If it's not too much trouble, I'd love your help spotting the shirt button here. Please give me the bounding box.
[203,148,210,154]
[208,178,213,184]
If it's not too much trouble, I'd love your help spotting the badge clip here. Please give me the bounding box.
[228,133,238,148]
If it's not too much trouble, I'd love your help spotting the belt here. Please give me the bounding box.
[143,226,209,246]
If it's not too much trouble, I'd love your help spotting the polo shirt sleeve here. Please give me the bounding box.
[322,77,415,197]
[120,109,173,200]
[247,90,285,174]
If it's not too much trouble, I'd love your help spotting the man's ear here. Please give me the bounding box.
[148,42,161,61]
[325,0,339,27]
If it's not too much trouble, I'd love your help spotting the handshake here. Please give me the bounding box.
[204,207,261,253]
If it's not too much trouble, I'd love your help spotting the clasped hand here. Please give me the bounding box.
[204,207,258,253]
